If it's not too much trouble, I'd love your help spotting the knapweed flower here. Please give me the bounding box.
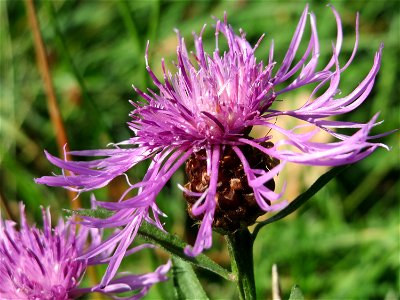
[36,5,389,285]
[0,203,170,299]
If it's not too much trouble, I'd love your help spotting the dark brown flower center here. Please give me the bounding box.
[183,142,279,232]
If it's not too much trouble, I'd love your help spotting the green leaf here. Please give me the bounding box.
[253,165,348,238]
[63,207,113,219]
[138,222,233,281]
[288,285,304,300]
[172,257,209,300]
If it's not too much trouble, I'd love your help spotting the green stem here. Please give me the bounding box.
[226,228,256,300]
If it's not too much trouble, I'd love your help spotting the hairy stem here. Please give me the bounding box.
[226,228,256,300]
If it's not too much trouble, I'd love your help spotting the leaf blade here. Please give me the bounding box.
[138,222,233,281]
[253,165,348,238]
[172,257,209,300]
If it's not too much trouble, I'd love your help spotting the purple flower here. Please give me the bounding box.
[36,5,389,282]
[0,203,170,299]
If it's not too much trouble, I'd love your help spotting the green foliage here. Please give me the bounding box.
[253,166,348,238]
[64,207,113,219]
[172,257,209,300]
[1,1,398,299]
[138,222,232,281]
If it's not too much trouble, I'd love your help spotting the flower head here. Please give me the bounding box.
[0,204,87,299]
[0,203,170,299]
[36,5,389,282]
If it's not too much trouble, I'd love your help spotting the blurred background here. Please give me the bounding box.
[1,0,399,299]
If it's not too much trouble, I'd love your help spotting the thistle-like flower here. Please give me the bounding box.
[36,5,389,285]
[0,203,170,299]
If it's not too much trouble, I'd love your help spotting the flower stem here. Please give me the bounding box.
[226,228,256,300]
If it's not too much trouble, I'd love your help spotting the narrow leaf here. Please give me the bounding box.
[172,257,209,300]
[253,165,348,238]
[63,208,113,219]
[138,222,233,281]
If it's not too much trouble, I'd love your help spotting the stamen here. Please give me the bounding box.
[26,247,46,276]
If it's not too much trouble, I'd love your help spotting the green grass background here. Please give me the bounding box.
[1,0,399,299]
